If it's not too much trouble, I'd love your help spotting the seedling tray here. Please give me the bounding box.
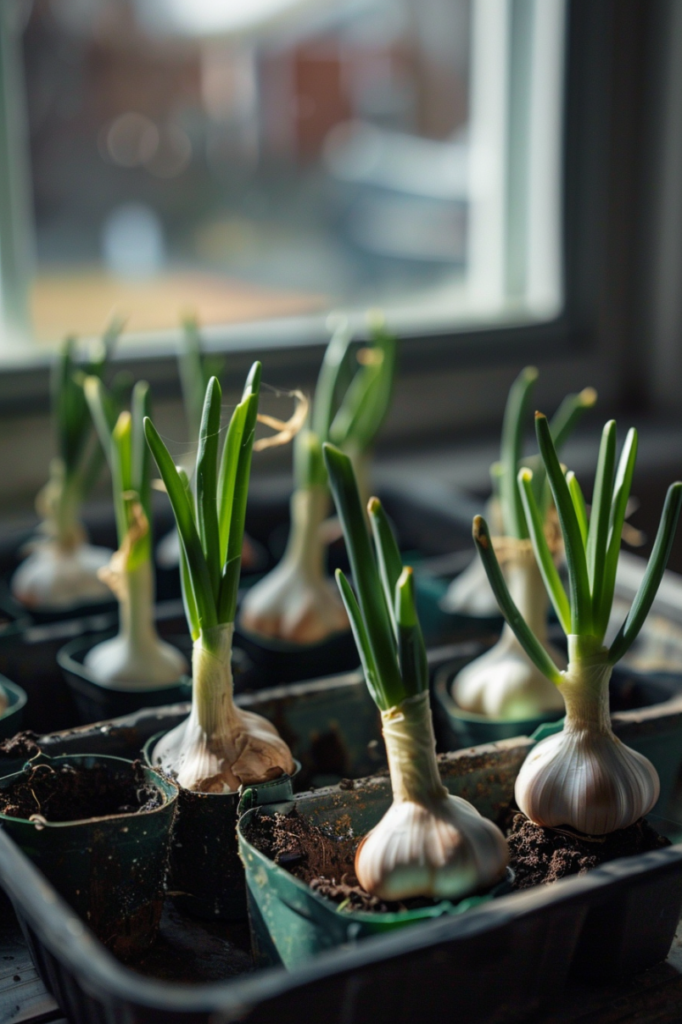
[3,726,682,1024]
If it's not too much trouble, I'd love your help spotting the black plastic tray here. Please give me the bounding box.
[3,688,682,1024]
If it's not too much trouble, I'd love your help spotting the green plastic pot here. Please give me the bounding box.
[238,766,515,970]
[432,655,564,749]
[0,678,27,740]
[0,752,178,959]
[143,730,299,921]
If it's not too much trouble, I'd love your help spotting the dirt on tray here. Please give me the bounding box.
[506,812,670,889]
[0,732,40,762]
[243,808,447,914]
[0,760,162,822]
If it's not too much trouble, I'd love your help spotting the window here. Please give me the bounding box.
[0,0,566,351]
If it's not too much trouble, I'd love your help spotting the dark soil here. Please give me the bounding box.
[0,761,163,822]
[506,812,670,889]
[0,732,40,762]
[243,809,448,914]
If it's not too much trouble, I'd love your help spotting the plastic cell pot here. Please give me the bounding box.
[0,753,178,959]
[57,631,192,724]
[233,617,359,687]
[143,730,300,921]
[0,679,28,740]
[238,794,513,970]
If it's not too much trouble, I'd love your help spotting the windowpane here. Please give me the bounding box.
[0,0,566,348]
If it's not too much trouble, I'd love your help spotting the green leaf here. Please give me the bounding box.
[131,381,151,523]
[217,398,248,565]
[368,496,402,637]
[294,428,327,490]
[518,468,571,634]
[218,363,262,623]
[499,366,538,539]
[178,467,201,641]
[335,570,383,708]
[312,321,354,441]
[144,416,217,630]
[586,420,616,616]
[178,315,209,438]
[567,471,588,546]
[111,411,132,549]
[535,412,592,633]
[324,443,403,708]
[395,567,428,696]
[596,428,638,636]
[549,387,597,451]
[473,516,563,684]
[608,482,682,664]
[196,377,223,601]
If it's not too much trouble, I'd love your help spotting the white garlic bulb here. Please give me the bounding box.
[12,541,112,611]
[515,636,660,834]
[240,488,347,644]
[441,497,502,617]
[355,692,509,900]
[152,623,294,792]
[452,546,565,719]
[84,560,187,689]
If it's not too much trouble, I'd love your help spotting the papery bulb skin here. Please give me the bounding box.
[452,547,565,719]
[355,692,509,901]
[151,624,295,792]
[11,542,113,611]
[240,488,347,644]
[515,636,660,834]
[84,561,187,689]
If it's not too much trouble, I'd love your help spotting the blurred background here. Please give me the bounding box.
[1,0,563,345]
[1,0,682,577]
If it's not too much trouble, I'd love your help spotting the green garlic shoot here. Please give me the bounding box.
[144,367,294,792]
[82,378,188,689]
[449,368,596,721]
[240,314,396,644]
[325,442,508,901]
[11,325,123,610]
[474,414,682,834]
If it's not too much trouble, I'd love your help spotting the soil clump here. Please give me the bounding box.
[506,812,669,889]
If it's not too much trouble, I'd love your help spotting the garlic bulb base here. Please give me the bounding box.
[11,542,113,611]
[515,643,660,835]
[355,691,509,901]
[240,486,348,644]
[153,624,295,792]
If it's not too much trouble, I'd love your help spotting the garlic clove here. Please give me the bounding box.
[355,794,509,901]
[453,628,566,719]
[515,728,660,835]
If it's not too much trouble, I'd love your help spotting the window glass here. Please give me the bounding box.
[0,0,566,348]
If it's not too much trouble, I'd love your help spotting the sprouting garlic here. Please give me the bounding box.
[151,623,295,792]
[355,691,509,900]
[84,559,187,689]
[240,487,347,644]
[515,636,659,834]
[11,540,113,611]
[452,544,565,719]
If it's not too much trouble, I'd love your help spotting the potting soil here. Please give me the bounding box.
[506,812,670,889]
[0,760,163,821]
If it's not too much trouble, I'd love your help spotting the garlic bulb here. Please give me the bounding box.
[441,498,502,617]
[11,541,113,611]
[84,560,187,688]
[515,636,659,834]
[355,691,509,900]
[240,487,347,644]
[452,545,565,719]
[152,623,295,792]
